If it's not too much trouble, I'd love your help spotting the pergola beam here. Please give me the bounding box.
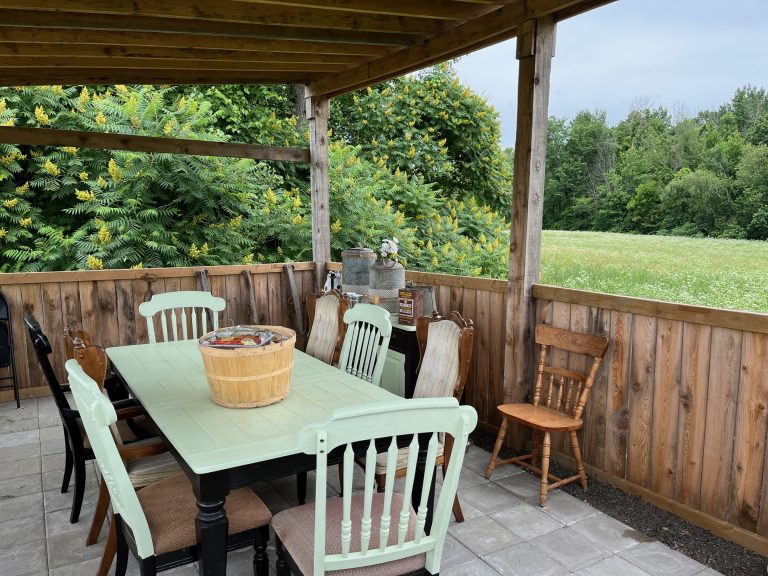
[1,70,319,86]
[0,127,310,163]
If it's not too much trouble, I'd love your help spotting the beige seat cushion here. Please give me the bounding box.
[126,451,180,488]
[306,295,340,364]
[272,492,426,576]
[137,473,271,555]
[374,443,444,475]
[413,321,461,399]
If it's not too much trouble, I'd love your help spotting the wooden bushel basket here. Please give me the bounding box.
[199,325,296,408]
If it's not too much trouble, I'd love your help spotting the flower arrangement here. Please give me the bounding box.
[379,237,399,262]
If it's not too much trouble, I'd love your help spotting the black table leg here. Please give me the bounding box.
[195,473,229,576]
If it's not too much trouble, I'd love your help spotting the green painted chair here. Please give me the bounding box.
[272,397,477,576]
[139,290,225,343]
[64,359,272,576]
[337,303,392,388]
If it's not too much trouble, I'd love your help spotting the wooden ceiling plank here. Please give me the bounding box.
[308,2,526,97]
[0,126,310,163]
[0,42,370,64]
[227,0,508,20]
[0,10,417,46]
[552,0,616,21]
[0,1,447,35]
[1,70,318,86]
[1,56,349,73]
[0,26,396,56]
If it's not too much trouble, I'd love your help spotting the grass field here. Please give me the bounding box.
[540,231,768,313]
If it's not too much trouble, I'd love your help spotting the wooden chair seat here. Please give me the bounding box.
[374,443,444,475]
[139,472,271,555]
[497,404,583,432]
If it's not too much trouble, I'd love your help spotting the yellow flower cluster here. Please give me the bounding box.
[108,159,122,182]
[291,214,302,225]
[62,147,78,155]
[79,172,89,181]
[78,87,90,109]
[86,255,104,270]
[331,219,342,234]
[0,151,24,165]
[75,189,96,201]
[95,112,107,126]
[98,225,111,244]
[19,217,32,227]
[43,159,60,177]
[15,182,29,195]
[242,253,254,264]
[131,262,144,269]
[189,242,209,259]
[266,188,277,204]
[229,215,242,228]
[3,198,18,208]
[0,228,6,239]
[34,106,49,124]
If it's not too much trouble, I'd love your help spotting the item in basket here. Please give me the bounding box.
[200,326,275,349]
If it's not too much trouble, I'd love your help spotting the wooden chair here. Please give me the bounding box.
[72,343,181,576]
[272,397,477,576]
[304,290,349,365]
[484,325,610,506]
[373,311,474,523]
[337,303,392,388]
[138,290,225,343]
[65,359,272,576]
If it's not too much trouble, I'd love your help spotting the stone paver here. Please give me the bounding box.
[0,398,727,576]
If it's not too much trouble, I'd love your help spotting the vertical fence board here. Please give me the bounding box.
[96,280,120,349]
[3,285,31,393]
[650,318,683,498]
[252,272,270,324]
[604,311,632,478]
[488,291,505,427]
[626,315,657,488]
[675,322,711,508]
[583,307,610,470]
[19,283,44,389]
[461,288,477,410]
[700,327,741,520]
[40,283,66,383]
[730,332,768,531]
[450,286,463,316]
[474,289,490,425]
[115,280,136,346]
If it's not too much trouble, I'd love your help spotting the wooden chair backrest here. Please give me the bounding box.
[24,313,72,413]
[532,325,610,420]
[138,290,225,343]
[300,397,477,575]
[413,311,474,401]
[65,360,155,559]
[338,304,392,387]
[305,290,349,365]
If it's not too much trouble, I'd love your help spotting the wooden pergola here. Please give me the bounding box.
[0,0,615,414]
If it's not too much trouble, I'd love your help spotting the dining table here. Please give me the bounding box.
[106,339,433,576]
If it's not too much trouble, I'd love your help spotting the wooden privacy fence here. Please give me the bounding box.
[533,284,768,553]
[0,262,316,399]
[4,261,768,552]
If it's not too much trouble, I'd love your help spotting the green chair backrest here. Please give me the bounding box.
[64,359,155,559]
[338,304,392,387]
[299,397,477,576]
[139,290,225,343]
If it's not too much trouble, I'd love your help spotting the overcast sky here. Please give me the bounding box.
[454,0,768,148]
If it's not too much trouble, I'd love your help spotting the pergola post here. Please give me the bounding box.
[307,93,331,290]
[503,17,555,421]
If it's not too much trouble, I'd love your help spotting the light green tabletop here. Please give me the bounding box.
[106,341,405,475]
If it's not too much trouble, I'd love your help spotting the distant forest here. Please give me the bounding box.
[543,85,768,240]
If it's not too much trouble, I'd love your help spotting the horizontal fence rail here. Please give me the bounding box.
[0,263,316,398]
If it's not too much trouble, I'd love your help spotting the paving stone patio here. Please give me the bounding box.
[0,397,724,576]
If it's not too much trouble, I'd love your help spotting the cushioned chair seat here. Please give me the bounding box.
[125,451,180,487]
[272,492,425,576]
[374,443,444,475]
[137,473,272,555]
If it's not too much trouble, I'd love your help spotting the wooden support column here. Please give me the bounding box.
[307,94,331,290]
[503,17,556,414]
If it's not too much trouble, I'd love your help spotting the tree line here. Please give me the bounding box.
[544,86,768,240]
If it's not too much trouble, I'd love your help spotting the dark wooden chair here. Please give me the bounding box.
[23,314,139,524]
[485,324,610,506]
[372,311,474,522]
